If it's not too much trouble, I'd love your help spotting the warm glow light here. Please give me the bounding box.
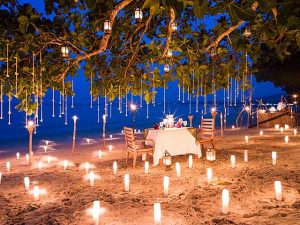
[124,173,129,192]
[130,104,137,111]
[275,124,280,130]
[85,162,90,173]
[98,150,102,159]
[43,146,47,152]
[284,136,289,143]
[45,140,49,146]
[167,49,172,57]
[272,151,277,165]
[26,154,29,163]
[171,21,177,31]
[176,162,181,177]
[211,107,216,113]
[6,161,10,172]
[144,161,149,174]
[92,200,101,223]
[110,135,113,139]
[232,125,235,130]
[163,176,169,196]
[245,106,250,112]
[64,160,68,170]
[72,116,78,121]
[274,181,282,201]
[207,168,212,184]
[244,150,248,162]
[33,186,40,201]
[104,20,111,32]
[284,124,289,129]
[0,172,2,184]
[16,152,20,160]
[24,177,30,191]
[47,156,52,164]
[222,189,230,214]
[27,120,34,127]
[87,138,90,144]
[113,161,117,176]
[280,127,284,134]
[294,129,297,136]
[245,135,249,144]
[89,171,95,187]
[102,114,106,123]
[154,203,161,225]
[230,155,236,168]
[259,130,263,136]
[109,145,113,152]
[188,155,193,168]
[38,161,43,171]
[134,8,143,20]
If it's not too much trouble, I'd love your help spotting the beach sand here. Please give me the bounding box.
[0,128,299,225]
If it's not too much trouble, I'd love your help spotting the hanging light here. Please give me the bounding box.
[164,64,170,73]
[167,49,172,57]
[104,20,112,34]
[171,22,177,31]
[135,8,143,22]
[61,45,69,58]
[244,28,251,38]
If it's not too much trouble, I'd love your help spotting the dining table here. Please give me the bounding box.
[146,127,202,166]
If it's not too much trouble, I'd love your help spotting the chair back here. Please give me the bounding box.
[124,127,135,149]
[201,118,215,139]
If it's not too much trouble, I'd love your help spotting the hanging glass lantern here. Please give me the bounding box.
[167,49,172,57]
[206,146,216,161]
[104,20,112,33]
[61,45,69,58]
[135,8,143,21]
[163,150,172,170]
[171,22,177,31]
[243,28,251,38]
[164,64,170,73]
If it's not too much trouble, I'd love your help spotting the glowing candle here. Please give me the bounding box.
[144,161,149,174]
[259,130,263,136]
[230,155,236,168]
[110,135,112,139]
[85,162,90,173]
[109,145,113,152]
[284,124,289,130]
[98,150,102,159]
[124,173,129,191]
[280,127,284,134]
[43,146,47,152]
[275,124,279,130]
[231,125,235,130]
[38,161,43,171]
[272,151,277,165]
[0,172,2,184]
[163,176,169,196]
[87,138,90,144]
[284,136,289,143]
[89,171,95,187]
[6,161,10,172]
[188,155,193,168]
[176,162,181,177]
[113,161,117,176]
[142,154,147,161]
[92,200,101,224]
[47,156,51,164]
[64,160,68,170]
[207,168,212,184]
[46,140,49,146]
[154,203,161,225]
[294,129,297,136]
[222,189,230,214]
[16,152,20,160]
[26,154,29,163]
[24,177,30,191]
[274,181,282,201]
[33,186,39,201]
[244,150,248,162]
[245,135,249,144]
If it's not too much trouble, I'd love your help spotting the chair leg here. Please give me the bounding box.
[125,151,129,166]
[133,151,137,168]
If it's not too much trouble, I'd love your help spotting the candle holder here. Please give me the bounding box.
[163,150,172,171]
[206,146,216,161]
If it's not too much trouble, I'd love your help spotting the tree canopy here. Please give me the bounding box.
[0,0,299,114]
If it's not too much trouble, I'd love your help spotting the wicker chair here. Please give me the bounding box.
[197,118,215,149]
[124,127,154,168]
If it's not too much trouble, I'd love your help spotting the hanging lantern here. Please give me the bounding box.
[104,20,112,33]
[61,45,69,58]
[164,64,170,73]
[206,146,216,161]
[171,22,177,31]
[135,8,143,21]
[163,150,172,170]
[167,49,172,57]
[243,28,251,38]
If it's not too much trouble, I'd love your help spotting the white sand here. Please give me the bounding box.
[0,128,299,225]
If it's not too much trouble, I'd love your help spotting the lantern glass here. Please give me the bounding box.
[167,49,172,57]
[61,46,69,58]
[135,8,143,20]
[163,151,172,166]
[104,20,112,33]
[206,147,216,161]
[164,64,170,72]
[171,22,177,31]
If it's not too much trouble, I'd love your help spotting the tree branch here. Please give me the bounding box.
[161,8,175,58]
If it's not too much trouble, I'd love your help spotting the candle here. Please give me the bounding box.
[85,162,90,173]
[113,161,117,176]
[89,171,95,187]
[275,124,279,130]
[47,156,52,164]
[124,173,129,192]
[109,145,113,152]
[231,125,235,130]
[280,127,284,134]
[46,140,49,146]
[98,150,102,159]
[38,161,43,171]
[26,154,29,163]
[188,155,193,168]
[245,135,249,144]
[144,161,149,174]
[176,162,181,177]
[6,161,10,172]
[207,168,212,184]
[110,135,112,139]
[154,203,161,225]
[33,186,40,201]
[24,177,30,191]
[163,176,169,196]
[92,200,101,224]
[222,189,230,214]
[230,155,236,168]
[16,152,20,160]
[87,138,90,144]
[64,160,68,170]
[142,153,147,161]
[244,150,248,162]
[284,136,289,143]
[272,151,277,165]
[0,172,2,184]
[259,130,263,136]
[43,146,47,152]
[294,129,297,136]
[274,181,282,201]
[284,124,289,130]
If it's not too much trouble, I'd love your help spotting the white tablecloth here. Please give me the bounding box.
[146,128,202,165]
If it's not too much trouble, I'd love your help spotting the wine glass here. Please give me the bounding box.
[183,121,187,127]
[159,122,164,129]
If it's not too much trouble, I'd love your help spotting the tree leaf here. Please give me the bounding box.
[228,5,239,25]
[85,0,96,10]
[232,4,255,22]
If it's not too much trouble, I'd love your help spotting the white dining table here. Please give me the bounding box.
[146,127,202,166]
